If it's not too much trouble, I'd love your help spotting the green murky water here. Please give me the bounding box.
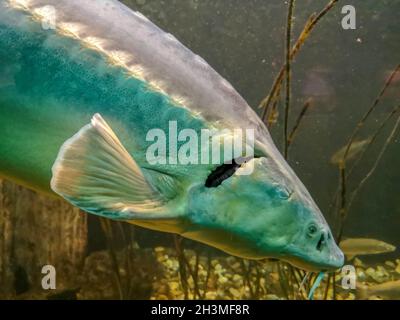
[0,0,399,300]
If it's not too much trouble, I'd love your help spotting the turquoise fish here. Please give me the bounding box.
[0,0,344,271]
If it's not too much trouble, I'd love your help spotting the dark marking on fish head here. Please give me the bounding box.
[188,147,344,271]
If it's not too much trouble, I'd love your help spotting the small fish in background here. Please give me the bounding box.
[330,138,372,165]
[339,238,396,260]
[357,280,400,300]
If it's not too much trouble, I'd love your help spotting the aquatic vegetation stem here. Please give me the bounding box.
[255,264,262,299]
[287,99,312,150]
[288,266,301,299]
[323,273,332,300]
[173,235,189,299]
[296,0,339,47]
[267,96,281,129]
[298,272,310,298]
[294,268,307,297]
[329,104,400,222]
[348,104,400,178]
[99,218,124,300]
[348,113,400,210]
[173,236,202,299]
[193,250,200,299]
[335,65,400,241]
[241,260,255,298]
[284,0,296,158]
[277,262,290,299]
[259,0,340,120]
[333,273,338,300]
[125,225,137,298]
[341,64,400,163]
[200,253,212,299]
[336,165,347,241]
[113,222,136,298]
[261,1,340,300]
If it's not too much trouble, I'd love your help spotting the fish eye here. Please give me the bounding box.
[307,223,318,237]
[276,185,292,200]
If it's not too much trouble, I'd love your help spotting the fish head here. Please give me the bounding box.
[189,140,344,272]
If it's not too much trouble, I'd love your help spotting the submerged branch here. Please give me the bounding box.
[284,0,296,158]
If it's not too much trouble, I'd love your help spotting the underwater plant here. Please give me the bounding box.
[257,0,400,300]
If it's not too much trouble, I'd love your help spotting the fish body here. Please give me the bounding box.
[330,138,371,165]
[357,280,400,300]
[0,0,344,271]
[340,238,396,260]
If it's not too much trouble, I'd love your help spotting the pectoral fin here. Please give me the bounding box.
[51,113,168,220]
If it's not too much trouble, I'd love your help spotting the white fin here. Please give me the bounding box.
[51,113,165,220]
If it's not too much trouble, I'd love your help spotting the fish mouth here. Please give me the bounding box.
[316,252,345,272]
[283,244,345,272]
[286,256,344,272]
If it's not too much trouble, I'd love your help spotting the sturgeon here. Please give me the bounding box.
[0,0,344,271]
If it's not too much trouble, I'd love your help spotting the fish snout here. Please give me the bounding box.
[311,228,344,271]
[328,245,345,270]
[323,232,345,270]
